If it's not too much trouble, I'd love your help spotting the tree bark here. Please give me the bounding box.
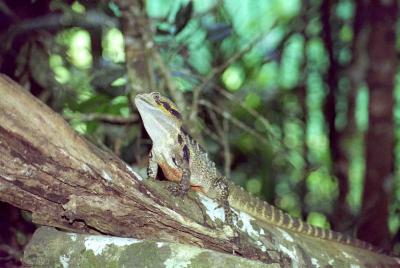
[358,0,397,250]
[23,227,270,268]
[115,0,187,115]
[114,0,152,94]
[0,75,398,266]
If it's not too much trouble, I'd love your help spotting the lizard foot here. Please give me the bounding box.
[168,184,189,197]
[216,201,238,227]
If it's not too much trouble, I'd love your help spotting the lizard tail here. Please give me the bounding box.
[228,185,380,253]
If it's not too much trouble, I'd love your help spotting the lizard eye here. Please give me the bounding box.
[152,92,160,100]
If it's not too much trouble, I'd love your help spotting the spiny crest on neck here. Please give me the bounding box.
[179,126,215,170]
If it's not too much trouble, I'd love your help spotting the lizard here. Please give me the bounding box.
[135,91,380,253]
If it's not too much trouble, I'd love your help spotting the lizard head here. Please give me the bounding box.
[135,92,183,145]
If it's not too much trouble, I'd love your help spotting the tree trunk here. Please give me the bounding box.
[358,0,397,251]
[320,0,352,230]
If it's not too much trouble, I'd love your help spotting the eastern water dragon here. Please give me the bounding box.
[135,91,380,253]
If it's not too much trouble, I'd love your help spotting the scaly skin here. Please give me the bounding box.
[135,92,380,253]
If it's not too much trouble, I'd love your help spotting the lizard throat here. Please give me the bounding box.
[136,98,180,145]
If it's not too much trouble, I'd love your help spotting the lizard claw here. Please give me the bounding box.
[168,184,188,197]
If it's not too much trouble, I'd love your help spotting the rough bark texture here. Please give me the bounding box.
[23,227,271,268]
[0,75,399,266]
[358,0,397,250]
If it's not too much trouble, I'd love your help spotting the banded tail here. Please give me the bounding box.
[228,184,380,252]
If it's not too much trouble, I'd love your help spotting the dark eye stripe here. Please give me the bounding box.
[169,108,182,119]
[160,101,181,119]
[152,94,182,119]
[161,101,171,110]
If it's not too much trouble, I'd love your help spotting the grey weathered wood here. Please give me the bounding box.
[23,227,273,268]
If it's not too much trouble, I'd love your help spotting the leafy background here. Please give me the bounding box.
[0,0,399,265]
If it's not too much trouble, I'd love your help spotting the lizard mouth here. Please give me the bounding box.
[135,94,178,141]
[135,93,152,106]
[134,94,160,115]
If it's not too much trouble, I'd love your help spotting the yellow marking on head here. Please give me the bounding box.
[152,92,182,119]
[135,92,182,123]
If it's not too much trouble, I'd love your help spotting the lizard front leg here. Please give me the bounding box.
[168,145,191,197]
[168,164,191,197]
[168,156,191,196]
[147,150,158,180]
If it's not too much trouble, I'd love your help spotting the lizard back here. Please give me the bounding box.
[182,128,380,252]
[227,184,381,252]
[135,92,384,254]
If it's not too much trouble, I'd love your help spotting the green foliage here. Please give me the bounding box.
[103,28,125,63]
[56,28,92,69]
[29,0,398,242]
[280,34,304,89]
[307,212,330,229]
[222,64,245,91]
[49,54,70,84]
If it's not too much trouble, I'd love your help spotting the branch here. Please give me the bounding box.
[0,75,398,266]
[190,34,266,122]
[63,113,138,125]
[199,99,268,144]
